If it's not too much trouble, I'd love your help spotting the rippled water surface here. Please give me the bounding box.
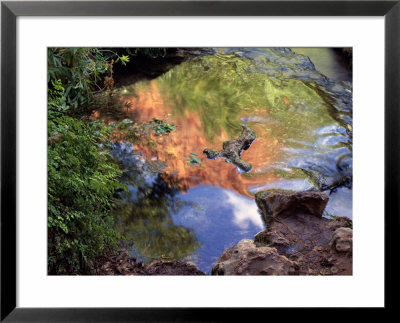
[97,48,353,273]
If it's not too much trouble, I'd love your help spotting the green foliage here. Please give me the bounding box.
[48,82,127,274]
[323,210,340,220]
[125,48,167,59]
[48,48,128,112]
[151,118,175,135]
[47,48,175,274]
[116,118,134,130]
[185,152,201,166]
[115,55,130,66]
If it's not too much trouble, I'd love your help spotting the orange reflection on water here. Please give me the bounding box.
[95,82,282,198]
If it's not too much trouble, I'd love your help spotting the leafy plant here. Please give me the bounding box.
[48,48,129,112]
[185,152,201,166]
[48,82,127,274]
[323,210,340,220]
[151,118,175,135]
[116,118,134,130]
[115,54,130,66]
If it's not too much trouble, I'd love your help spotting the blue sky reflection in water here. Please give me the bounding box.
[171,185,264,273]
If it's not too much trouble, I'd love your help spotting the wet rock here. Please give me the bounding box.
[95,249,145,275]
[95,250,205,275]
[254,230,290,254]
[255,189,329,224]
[144,259,205,275]
[211,240,298,275]
[253,190,352,275]
[203,125,256,172]
[330,227,353,253]
[327,216,352,231]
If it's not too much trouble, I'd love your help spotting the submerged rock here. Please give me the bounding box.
[203,125,256,172]
[211,240,298,275]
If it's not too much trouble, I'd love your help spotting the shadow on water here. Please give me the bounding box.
[112,48,216,87]
[97,48,353,272]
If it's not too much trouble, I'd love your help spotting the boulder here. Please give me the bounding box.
[211,240,298,275]
[255,190,332,254]
[255,190,329,223]
[253,190,352,275]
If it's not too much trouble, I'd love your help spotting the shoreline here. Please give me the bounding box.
[95,190,352,276]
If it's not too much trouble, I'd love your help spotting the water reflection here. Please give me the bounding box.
[112,143,201,261]
[112,143,265,273]
[171,185,264,272]
[223,190,264,229]
[96,48,353,272]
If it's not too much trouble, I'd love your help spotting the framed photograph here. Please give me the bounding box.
[1,0,397,320]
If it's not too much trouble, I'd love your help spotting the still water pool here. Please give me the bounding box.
[101,48,352,273]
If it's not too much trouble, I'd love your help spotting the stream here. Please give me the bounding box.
[95,48,352,274]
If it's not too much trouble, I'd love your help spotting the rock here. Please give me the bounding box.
[95,249,145,275]
[254,230,290,253]
[211,240,298,275]
[330,227,353,253]
[144,259,205,275]
[327,216,352,231]
[255,190,329,223]
[48,132,63,144]
[95,250,205,275]
[203,125,256,172]
[255,190,332,254]
[253,190,352,275]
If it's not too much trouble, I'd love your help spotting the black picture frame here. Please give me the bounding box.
[1,0,398,321]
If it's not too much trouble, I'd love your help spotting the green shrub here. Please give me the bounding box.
[48,48,129,113]
[48,81,126,274]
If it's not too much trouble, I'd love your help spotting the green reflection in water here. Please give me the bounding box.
[112,146,201,261]
[156,51,336,144]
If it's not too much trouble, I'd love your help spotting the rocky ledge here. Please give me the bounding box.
[212,190,352,275]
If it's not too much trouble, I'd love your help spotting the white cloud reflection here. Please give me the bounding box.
[223,190,264,230]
